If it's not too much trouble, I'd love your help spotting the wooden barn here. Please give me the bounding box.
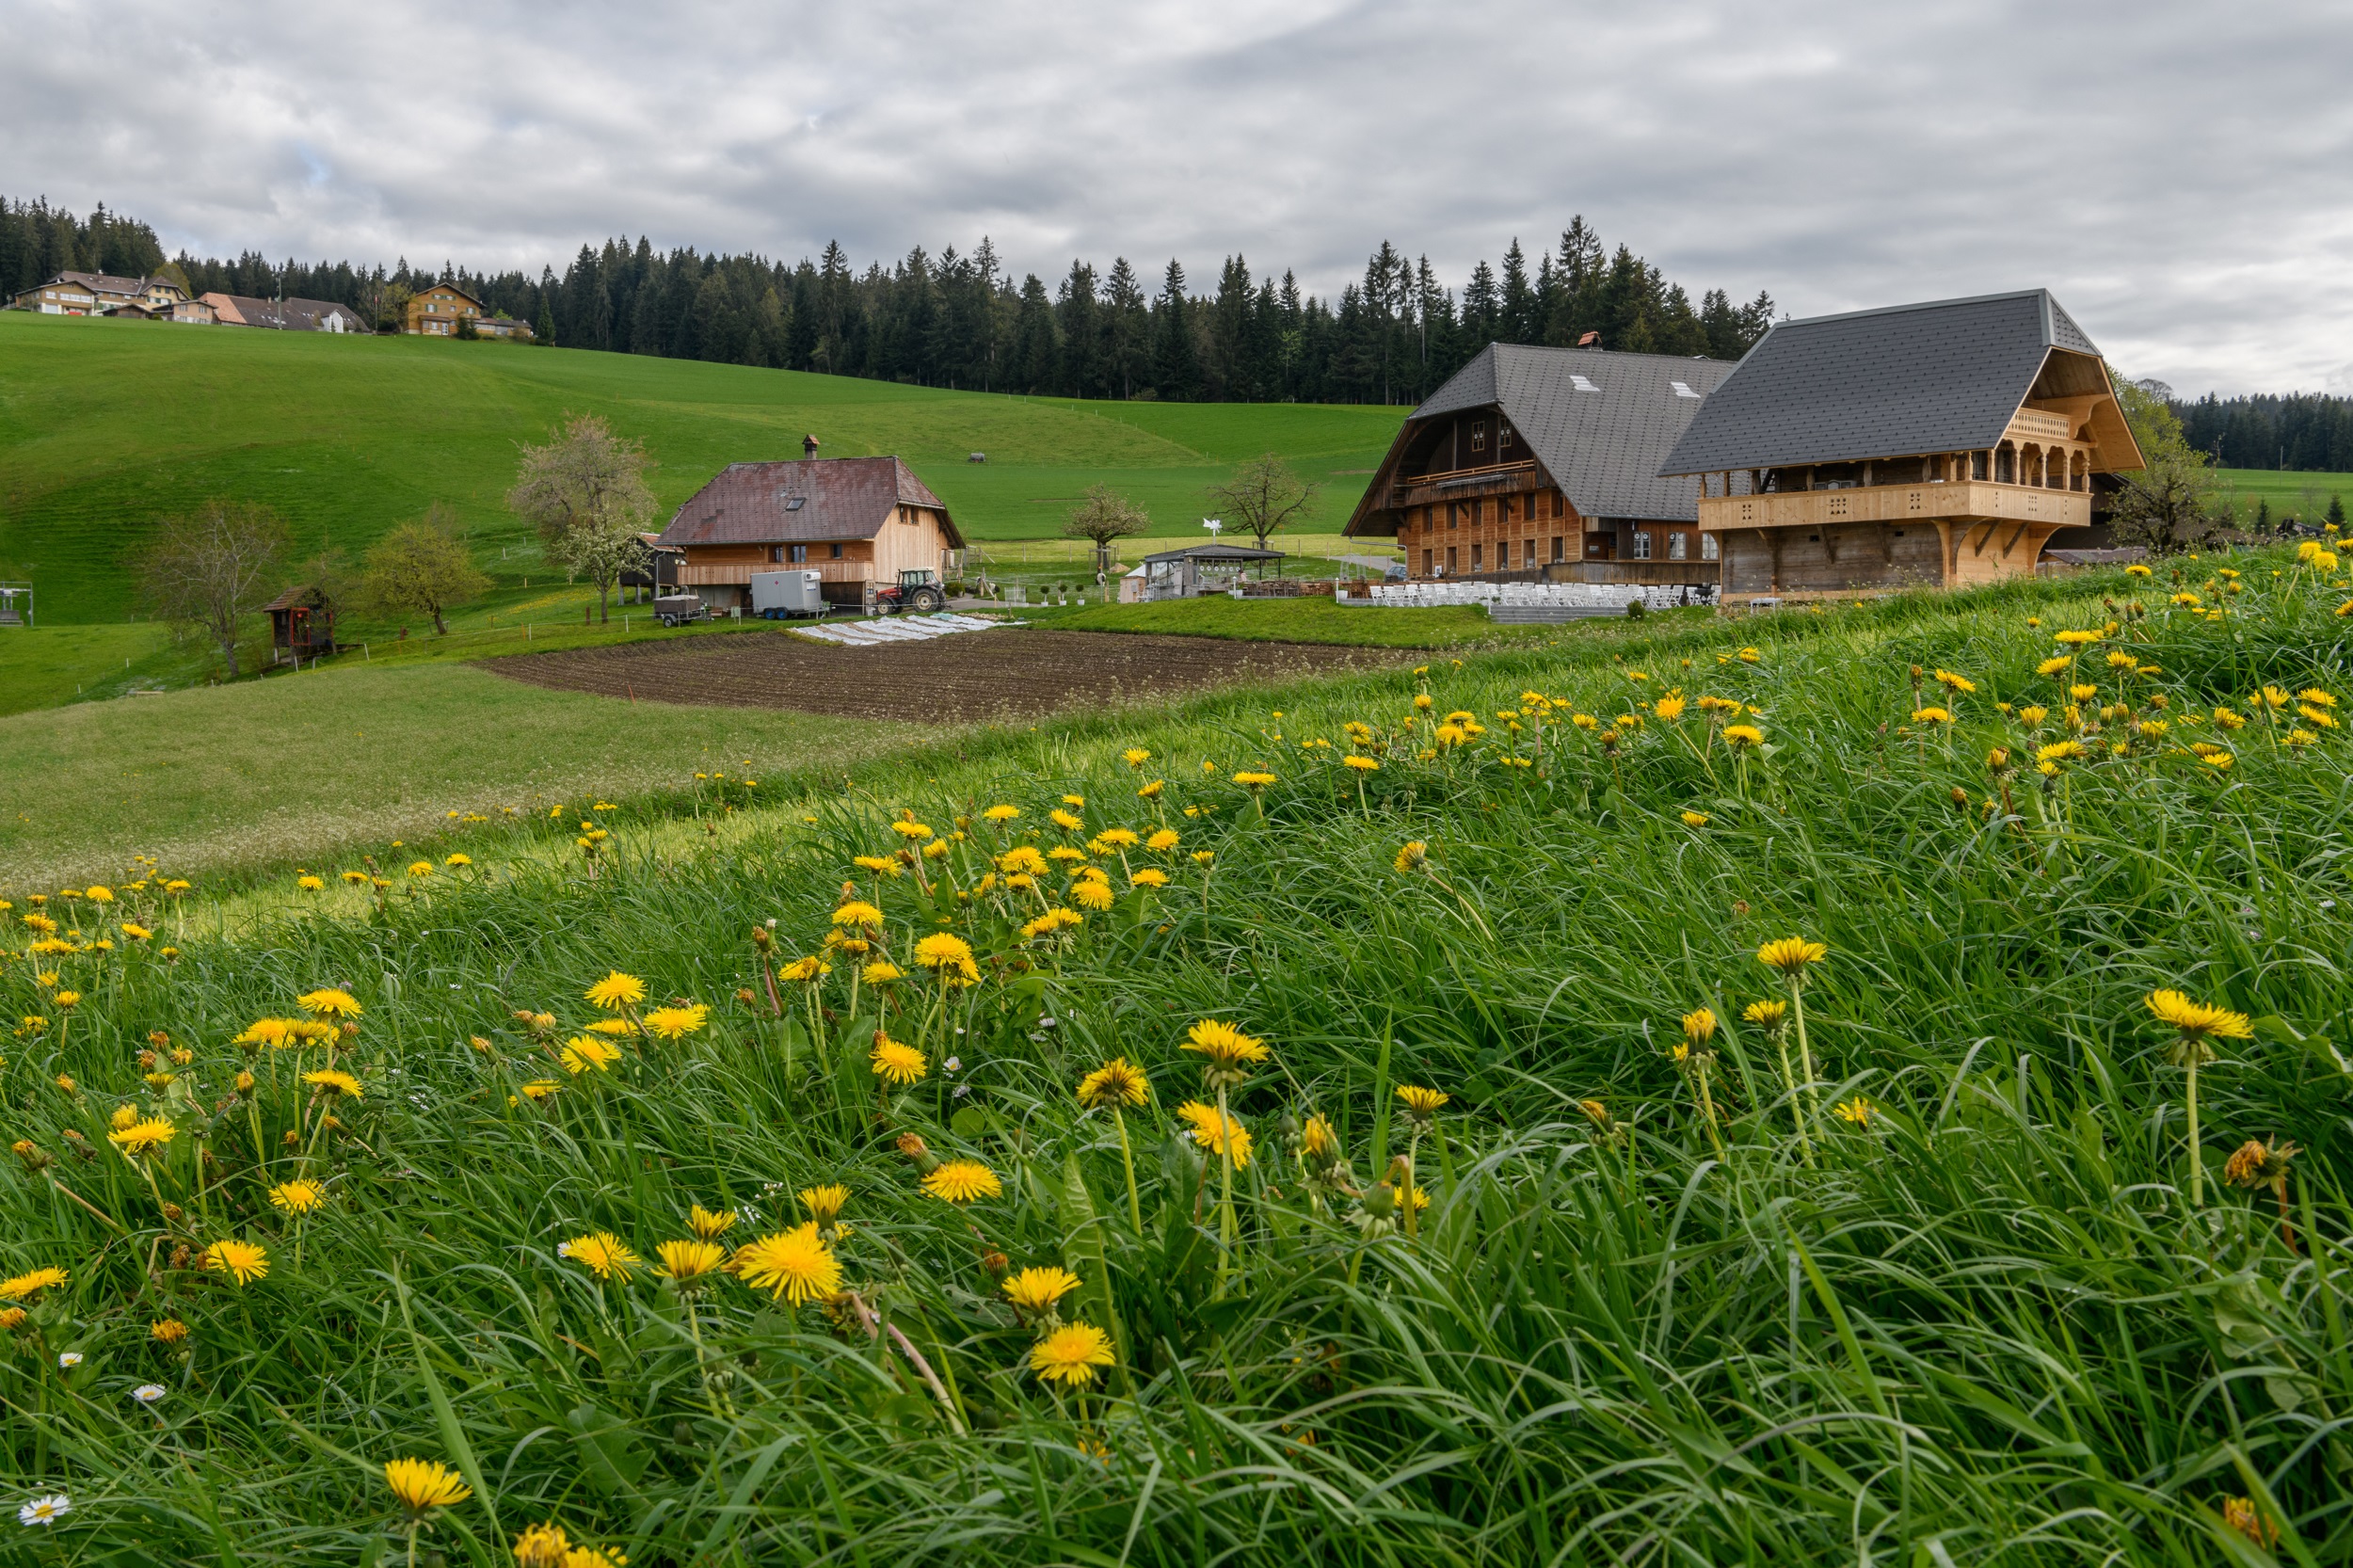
[1657,290,2143,597]
[1342,344,1735,585]
[654,456,965,611]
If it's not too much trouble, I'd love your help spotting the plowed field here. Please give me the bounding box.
[482,628,1408,721]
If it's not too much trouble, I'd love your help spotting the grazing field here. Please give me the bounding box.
[488,627,1411,721]
[0,312,1402,624]
[0,662,890,888]
[2216,467,2351,520]
[4,551,2350,1561]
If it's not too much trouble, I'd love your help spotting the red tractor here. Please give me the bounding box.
[873,568,948,615]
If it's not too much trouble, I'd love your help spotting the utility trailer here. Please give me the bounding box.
[750,569,827,619]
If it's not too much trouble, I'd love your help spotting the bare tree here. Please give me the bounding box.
[1205,454,1319,556]
[136,499,288,679]
[505,413,658,623]
[358,504,490,634]
[1060,484,1151,577]
[2107,376,2227,556]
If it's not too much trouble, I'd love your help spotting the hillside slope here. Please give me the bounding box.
[0,313,1403,621]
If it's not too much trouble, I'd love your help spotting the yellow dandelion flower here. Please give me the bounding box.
[584,972,647,1011]
[642,1004,710,1041]
[108,1116,177,1159]
[1001,1265,1084,1313]
[0,1267,68,1302]
[1743,998,1789,1031]
[1076,1058,1150,1109]
[383,1457,471,1516]
[1833,1096,1875,1128]
[687,1204,737,1240]
[2145,989,2252,1042]
[560,1232,640,1283]
[268,1179,326,1215]
[1030,1322,1115,1388]
[1395,1084,1449,1118]
[921,1160,1001,1203]
[1755,937,1827,976]
[871,1035,928,1085]
[1182,1018,1269,1072]
[1176,1101,1252,1166]
[560,1035,623,1074]
[302,1068,363,1098]
[799,1184,849,1225]
[1682,1007,1717,1046]
[729,1223,842,1304]
[206,1239,269,1286]
[656,1239,728,1281]
[1394,840,1429,872]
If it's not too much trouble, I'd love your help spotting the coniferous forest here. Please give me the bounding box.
[9,194,2351,437]
[0,197,1771,404]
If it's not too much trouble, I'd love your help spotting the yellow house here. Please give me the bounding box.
[405,282,484,335]
[655,456,965,612]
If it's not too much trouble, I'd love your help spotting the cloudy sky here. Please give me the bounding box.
[8,0,2349,394]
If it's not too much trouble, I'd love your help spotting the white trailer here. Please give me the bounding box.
[750,569,826,619]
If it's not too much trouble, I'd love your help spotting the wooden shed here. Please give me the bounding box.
[263,584,335,664]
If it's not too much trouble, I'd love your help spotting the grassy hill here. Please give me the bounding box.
[5,550,2347,1560]
[0,312,1404,623]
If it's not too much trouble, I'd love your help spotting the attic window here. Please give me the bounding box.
[784,497,806,511]
[1569,375,1599,393]
[1670,380,1701,399]
[1470,420,1487,453]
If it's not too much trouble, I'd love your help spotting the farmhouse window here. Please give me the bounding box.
[830,543,843,558]
[1524,539,1536,568]
[1446,546,1458,574]
[1669,532,1688,561]
[1500,424,1514,451]
[1470,542,1483,568]
[1550,536,1564,563]
[1498,496,1512,523]
[1701,533,1720,560]
[1422,549,1433,575]
[788,544,808,563]
[1552,492,1565,519]
[1632,532,1652,560]
[769,546,784,563]
[1470,421,1486,454]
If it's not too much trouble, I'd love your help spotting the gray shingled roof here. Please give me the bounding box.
[1353,344,1735,531]
[657,457,963,549]
[1657,289,2103,475]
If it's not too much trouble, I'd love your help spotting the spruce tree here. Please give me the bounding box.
[1151,260,1197,401]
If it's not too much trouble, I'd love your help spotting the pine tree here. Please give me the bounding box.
[1151,260,1197,401]
[1499,240,1536,344]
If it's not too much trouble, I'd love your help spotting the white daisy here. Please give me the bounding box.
[133,1384,167,1405]
[56,1352,81,1369]
[19,1494,70,1527]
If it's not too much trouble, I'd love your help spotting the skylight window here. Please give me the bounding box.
[785,497,806,510]
[1671,380,1701,399]
[1570,375,1600,393]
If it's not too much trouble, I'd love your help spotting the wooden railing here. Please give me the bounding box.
[1392,459,1538,496]
[2005,408,2074,440]
[1699,480,2089,535]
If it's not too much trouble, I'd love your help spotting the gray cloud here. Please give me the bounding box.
[5,0,2348,393]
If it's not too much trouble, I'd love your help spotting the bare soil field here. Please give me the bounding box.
[482,627,1411,721]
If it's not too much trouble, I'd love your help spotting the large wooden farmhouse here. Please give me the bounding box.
[655,456,965,611]
[1342,344,1735,584]
[1657,290,2142,597]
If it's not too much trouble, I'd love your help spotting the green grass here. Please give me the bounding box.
[0,660,889,887]
[2215,468,2352,520]
[1025,594,1604,648]
[4,551,2348,1561]
[0,312,1404,624]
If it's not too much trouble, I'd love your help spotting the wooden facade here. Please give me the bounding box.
[1345,344,1732,586]
[1662,291,2141,598]
[655,460,964,611]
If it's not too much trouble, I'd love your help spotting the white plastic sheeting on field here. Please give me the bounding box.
[788,615,1011,648]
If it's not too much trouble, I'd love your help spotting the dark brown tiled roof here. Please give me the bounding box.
[656,457,963,549]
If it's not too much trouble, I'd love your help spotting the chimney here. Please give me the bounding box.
[1577,331,1600,348]
[802,434,821,458]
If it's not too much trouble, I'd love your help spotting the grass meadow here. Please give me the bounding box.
[0,312,1402,624]
[3,550,2349,1562]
